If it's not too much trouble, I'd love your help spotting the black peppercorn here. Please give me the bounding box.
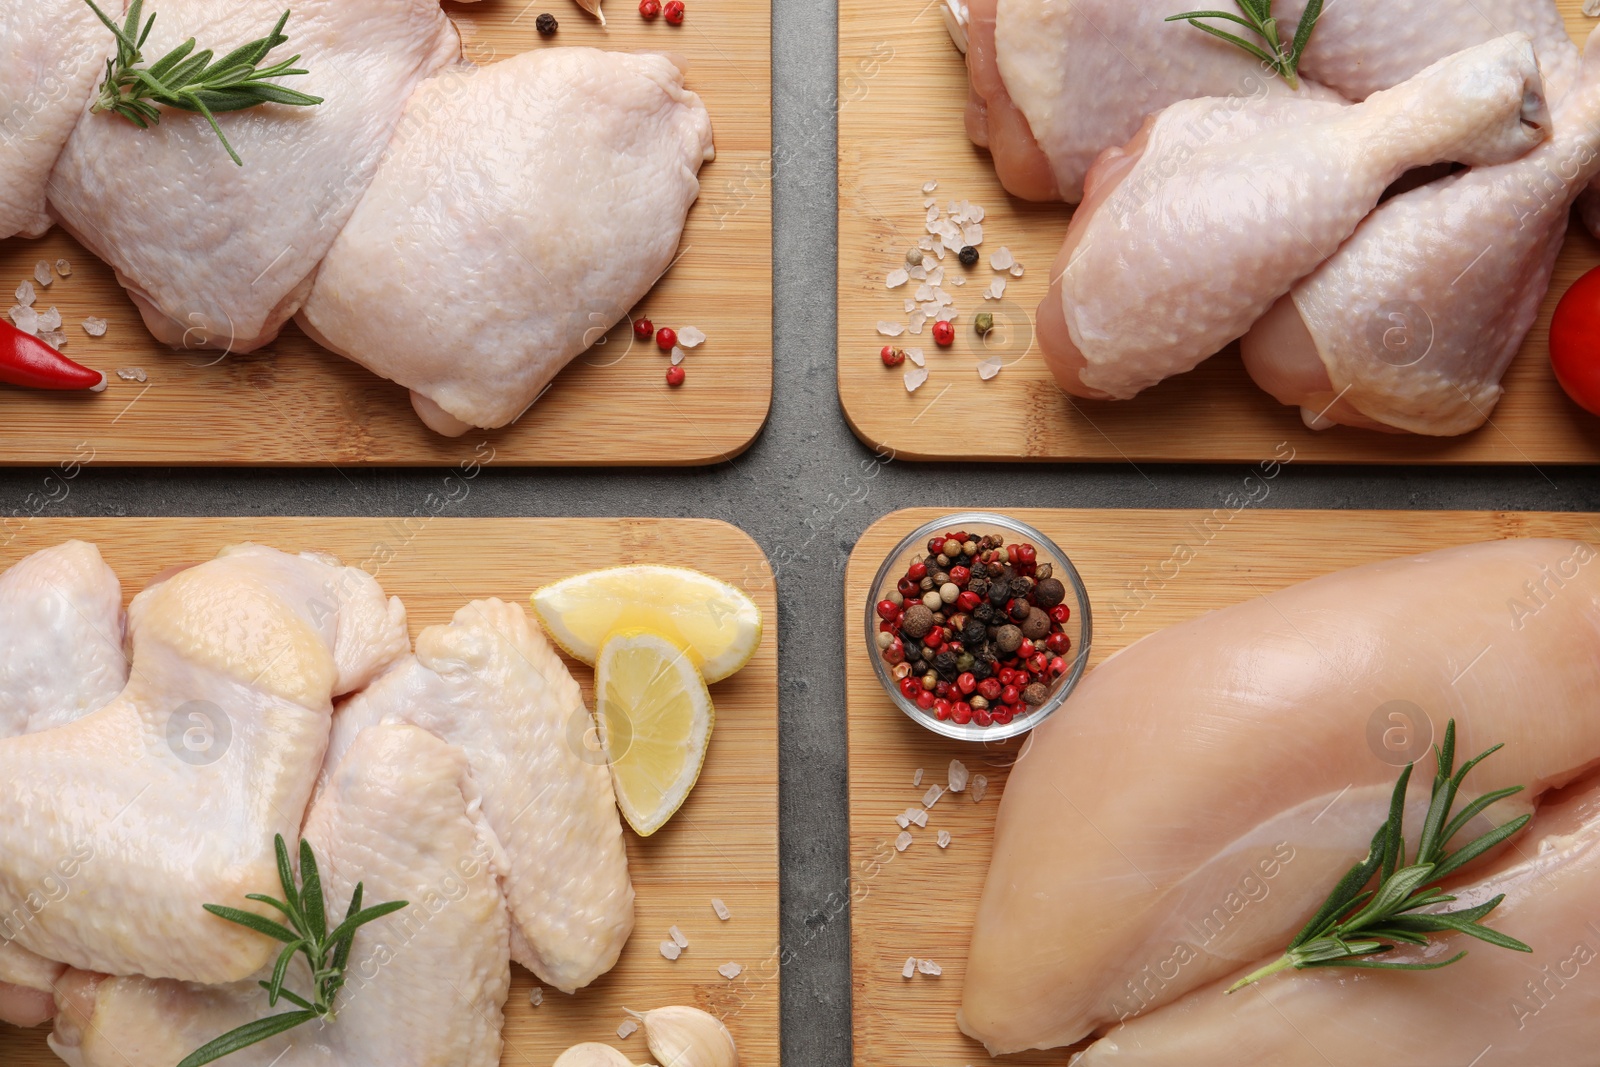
[967,576,989,598]
[958,245,979,266]
[535,11,558,33]
[972,660,993,681]
[1009,575,1035,600]
[1035,577,1066,608]
[986,581,1010,607]
[973,603,1000,625]
[962,619,987,646]
[934,650,959,679]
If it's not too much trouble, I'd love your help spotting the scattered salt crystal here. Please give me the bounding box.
[82,316,107,338]
[923,197,936,209]
[529,986,543,1007]
[908,263,927,281]
[660,940,683,960]
[922,180,938,193]
[968,203,986,222]
[929,265,945,286]
[886,268,909,289]
[905,347,924,368]
[937,830,952,849]
[909,808,928,828]
[618,1019,640,1039]
[719,962,744,980]
[10,305,38,335]
[948,760,969,792]
[34,262,51,288]
[915,282,935,302]
[902,957,917,978]
[962,222,984,246]
[925,204,940,226]
[54,259,71,277]
[895,812,911,830]
[932,241,946,260]
[972,775,989,802]
[37,306,60,331]
[978,357,1004,381]
[677,326,706,348]
[895,830,913,852]
[877,321,905,337]
[991,246,1015,271]
[917,959,943,976]
[984,279,1005,301]
[1010,264,1025,278]
[712,898,731,921]
[923,784,944,807]
[671,346,685,366]
[947,199,960,216]
[39,330,66,349]
[670,925,689,949]
[951,275,965,286]
[945,310,960,324]
[904,367,928,393]
[918,236,934,251]
[908,311,926,335]
[15,281,35,307]
[913,768,924,787]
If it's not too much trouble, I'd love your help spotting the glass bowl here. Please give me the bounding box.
[864,511,1092,743]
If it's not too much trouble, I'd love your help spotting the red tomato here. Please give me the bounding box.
[1550,266,1600,416]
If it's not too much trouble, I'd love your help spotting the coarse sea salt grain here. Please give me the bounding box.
[678,326,706,348]
[10,305,38,335]
[904,367,927,393]
[618,1019,640,1039]
[39,329,66,349]
[1010,264,1025,278]
[712,897,732,921]
[909,808,928,828]
[903,957,917,979]
[887,268,909,289]
[54,259,71,277]
[913,768,924,787]
[918,959,943,976]
[37,306,60,331]
[923,180,938,193]
[896,811,911,830]
[979,357,1004,381]
[671,925,689,949]
[671,346,685,366]
[719,962,744,980]
[15,281,35,307]
[984,279,1006,301]
[938,830,952,849]
[905,347,925,368]
[529,987,543,1007]
[972,775,989,802]
[962,223,983,247]
[991,246,1015,271]
[34,262,51,288]
[895,830,913,852]
[82,316,107,338]
[661,940,683,960]
[877,321,905,337]
[908,311,926,335]
[948,760,969,792]
[923,784,944,807]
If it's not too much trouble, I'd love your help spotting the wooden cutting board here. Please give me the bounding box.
[0,517,778,1066]
[0,1,771,466]
[844,507,1600,1065]
[837,3,1600,463]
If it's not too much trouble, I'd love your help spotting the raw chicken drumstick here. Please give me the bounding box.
[298,47,714,436]
[960,538,1600,1053]
[48,724,511,1067]
[1242,28,1600,437]
[958,0,1576,203]
[0,545,408,985]
[328,598,635,993]
[1036,36,1551,403]
[1075,775,1600,1066]
[46,0,471,354]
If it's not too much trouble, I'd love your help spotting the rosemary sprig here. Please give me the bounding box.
[80,0,324,166]
[1228,720,1533,993]
[177,835,408,1067]
[1165,0,1324,91]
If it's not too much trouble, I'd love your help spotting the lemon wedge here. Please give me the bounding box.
[532,565,761,683]
[596,630,715,837]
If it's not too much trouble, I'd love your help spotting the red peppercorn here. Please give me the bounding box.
[663,0,685,22]
[934,699,952,721]
[932,320,955,346]
[1047,632,1071,654]
[883,638,904,664]
[640,0,661,16]
[1017,638,1036,660]
[897,577,919,597]
[974,708,993,727]
[656,326,678,351]
[875,599,899,622]
[949,565,970,586]
[899,677,920,699]
[1050,655,1068,677]
[907,561,927,580]
[1017,544,1037,564]
[952,703,973,726]
[916,690,935,710]
[665,365,686,387]
[1027,652,1048,675]
[633,317,654,341]
[951,530,969,542]
[1006,544,1020,563]
[1049,604,1072,624]
[923,628,944,650]
[956,590,981,613]
[927,536,946,554]
[978,677,1002,702]
[1001,684,1021,706]
[956,672,976,695]
[992,707,1013,726]
[881,345,905,368]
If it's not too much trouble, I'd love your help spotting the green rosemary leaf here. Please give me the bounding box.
[1430,813,1533,882]
[146,38,196,80]
[1440,785,1525,849]
[1174,20,1282,69]
[274,835,300,918]
[1308,951,1469,973]
[202,905,301,945]
[299,838,327,941]
[175,1010,318,1067]
[265,941,304,1005]
[1379,761,1413,880]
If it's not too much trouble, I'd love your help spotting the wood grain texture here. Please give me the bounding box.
[845,507,1600,1066]
[838,3,1600,463]
[0,1,771,466]
[0,517,778,1066]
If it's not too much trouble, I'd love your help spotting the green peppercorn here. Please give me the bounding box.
[958,245,979,266]
[956,652,975,671]
[974,312,994,336]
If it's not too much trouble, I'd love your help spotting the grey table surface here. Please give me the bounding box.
[6,3,1600,1063]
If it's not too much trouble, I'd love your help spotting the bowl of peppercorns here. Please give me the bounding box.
[866,512,1092,742]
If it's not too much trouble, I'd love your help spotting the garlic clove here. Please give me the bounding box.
[553,1043,638,1067]
[572,0,607,22]
[635,1005,739,1067]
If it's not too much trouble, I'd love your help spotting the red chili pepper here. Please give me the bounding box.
[0,322,105,392]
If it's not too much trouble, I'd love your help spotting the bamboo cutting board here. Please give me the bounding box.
[838,4,1600,463]
[0,517,778,1066]
[0,1,771,466]
[844,507,1600,1065]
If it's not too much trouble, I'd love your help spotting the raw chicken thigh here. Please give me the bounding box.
[960,539,1600,1053]
[1242,29,1600,437]
[49,724,511,1067]
[47,0,466,354]
[1076,777,1600,1066]
[1037,37,1550,402]
[330,599,635,993]
[298,47,714,436]
[0,545,407,985]
[0,0,108,239]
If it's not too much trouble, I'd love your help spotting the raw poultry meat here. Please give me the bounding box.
[0,541,126,738]
[960,538,1600,1053]
[1241,30,1600,437]
[0,0,107,240]
[1036,36,1551,403]
[297,47,714,436]
[1075,775,1600,1066]
[329,598,635,993]
[0,544,407,985]
[48,723,511,1067]
[959,0,1574,203]
[46,0,468,354]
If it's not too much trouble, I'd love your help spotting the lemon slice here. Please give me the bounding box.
[533,565,762,683]
[596,630,714,837]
